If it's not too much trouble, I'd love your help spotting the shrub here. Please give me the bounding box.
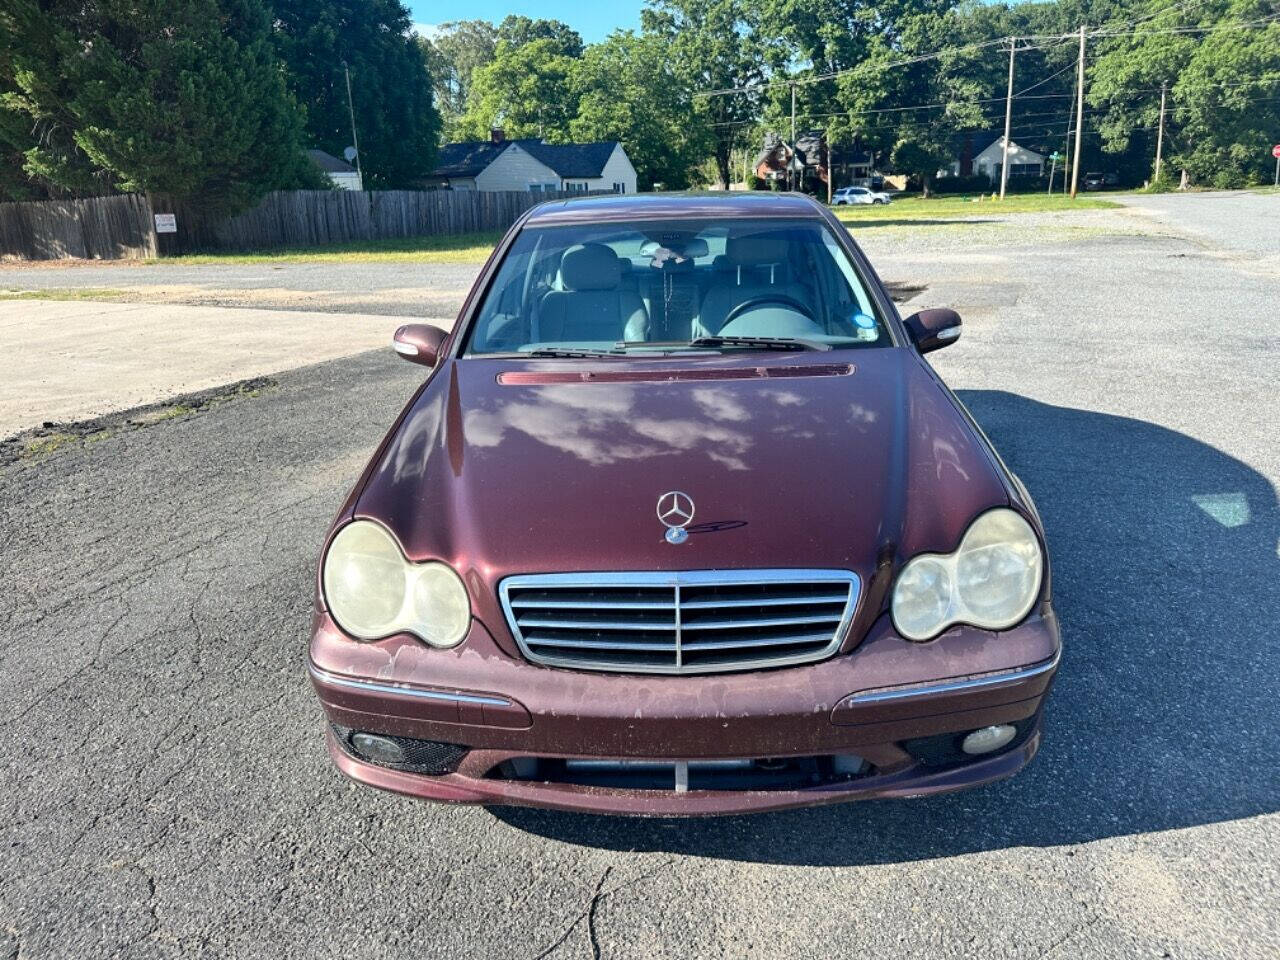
[931,175,991,195]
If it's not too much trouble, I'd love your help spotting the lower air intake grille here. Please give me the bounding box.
[499,570,860,675]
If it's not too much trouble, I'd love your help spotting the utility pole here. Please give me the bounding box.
[341,60,363,189]
[1154,81,1167,182]
[827,139,833,204]
[999,38,1017,200]
[790,81,797,192]
[1069,25,1086,199]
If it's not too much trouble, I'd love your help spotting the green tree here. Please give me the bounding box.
[643,0,764,188]
[1,0,322,212]
[496,15,585,56]
[421,20,498,139]
[570,31,709,188]
[830,4,992,195]
[272,0,440,188]
[457,33,582,141]
[1090,0,1280,186]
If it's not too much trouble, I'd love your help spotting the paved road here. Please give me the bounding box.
[2,194,1278,958]
[1115,189,1280,262]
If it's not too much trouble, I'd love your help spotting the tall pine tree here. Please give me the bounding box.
[272,0,440,188]
[1,0,323,212]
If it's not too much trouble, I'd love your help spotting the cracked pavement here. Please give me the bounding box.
[1,192,1277,958]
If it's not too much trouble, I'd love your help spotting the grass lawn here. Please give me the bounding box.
[833,192,1120,222]
[0,287,130,301]
[151,231,503,266]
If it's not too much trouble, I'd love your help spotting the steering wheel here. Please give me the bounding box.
[722,295,817,327]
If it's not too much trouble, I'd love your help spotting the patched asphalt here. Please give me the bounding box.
[1,193,1277,959]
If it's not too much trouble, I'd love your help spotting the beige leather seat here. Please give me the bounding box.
[537,244,649,343]
[698,236,811,335]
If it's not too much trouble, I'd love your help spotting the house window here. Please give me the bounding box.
[612,182,625,194]
[1010,163,1041,177]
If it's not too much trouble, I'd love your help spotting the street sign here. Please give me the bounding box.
[1050,151,1061,161]
[154,213,177,234]
[1273,144,1280,158]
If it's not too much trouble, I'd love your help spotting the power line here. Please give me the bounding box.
[693,17,1279,101]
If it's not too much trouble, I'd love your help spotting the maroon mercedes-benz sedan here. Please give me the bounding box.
[308,192,1060,816]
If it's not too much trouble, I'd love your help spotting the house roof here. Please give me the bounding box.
[756,131,850,170]
[307,149,357,174]
[955,129,1049,160]
[428,138,622,180]
[515,140,619,178]
[429,141,515,178]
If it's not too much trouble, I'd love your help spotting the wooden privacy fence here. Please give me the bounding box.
[0,188,609,261]
[152,189,607,255]
[0,194,157,261]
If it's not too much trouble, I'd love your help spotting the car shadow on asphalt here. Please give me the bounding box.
[492,390,1280,865]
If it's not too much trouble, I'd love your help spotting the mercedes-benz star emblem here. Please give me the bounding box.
[657,491,695,545]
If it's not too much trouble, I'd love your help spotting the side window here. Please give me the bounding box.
[471,236,548,351]
[819,227,874,316]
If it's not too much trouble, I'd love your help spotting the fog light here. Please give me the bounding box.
[961,724,1017,755]
[351,732,406,765]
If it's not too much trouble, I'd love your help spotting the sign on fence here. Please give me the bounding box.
[153,213,177,233]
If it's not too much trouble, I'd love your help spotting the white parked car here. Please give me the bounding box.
[832,186,892,206]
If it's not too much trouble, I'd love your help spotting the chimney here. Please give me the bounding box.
[490,127,505,144]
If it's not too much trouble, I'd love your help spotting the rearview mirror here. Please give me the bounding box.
[903,308,962,354]
[392,324,448,368]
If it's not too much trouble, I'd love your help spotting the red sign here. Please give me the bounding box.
[1273,144,1280,158]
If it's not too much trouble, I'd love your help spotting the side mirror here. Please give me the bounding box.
[903,308,962,354]
[392,324,448,368]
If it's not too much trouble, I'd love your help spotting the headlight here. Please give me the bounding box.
[891,509,1043,641]
[322,520,470,647]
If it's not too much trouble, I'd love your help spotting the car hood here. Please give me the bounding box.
[357,349,1009,640]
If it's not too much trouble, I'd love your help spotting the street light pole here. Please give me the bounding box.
[1154,81,1167,182]
[999,38,1017,200]
[1069,25,1086,199]
[790,81,797,192]
[341,59,363,190]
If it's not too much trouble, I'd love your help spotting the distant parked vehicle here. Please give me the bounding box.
[1083,172,1106,191]
[833,186,891,206]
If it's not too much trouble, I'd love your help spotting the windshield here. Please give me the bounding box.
[464,217,891,355]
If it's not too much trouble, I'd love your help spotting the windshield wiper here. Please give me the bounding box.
[525,347,624,358]
[686,335,831,352]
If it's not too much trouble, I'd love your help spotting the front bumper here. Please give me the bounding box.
[309,607,1059,816]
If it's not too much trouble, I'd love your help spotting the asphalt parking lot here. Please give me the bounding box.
[2,193,1278,958]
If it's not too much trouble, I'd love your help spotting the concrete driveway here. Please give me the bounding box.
[0,301,451,438]
[1,192,1277,958]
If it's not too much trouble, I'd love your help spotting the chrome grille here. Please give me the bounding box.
[499,570,860,675]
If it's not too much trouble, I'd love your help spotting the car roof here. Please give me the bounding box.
[523,191,827,226]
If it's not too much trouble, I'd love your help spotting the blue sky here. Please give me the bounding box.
[407,0,644,43]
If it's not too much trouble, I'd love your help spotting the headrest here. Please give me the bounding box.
[559,244,621,291]
[726,235,785,266]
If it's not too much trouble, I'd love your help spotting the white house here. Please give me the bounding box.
[307,149,362,190]
[944,135,1045,184]
[423,132,638,194]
